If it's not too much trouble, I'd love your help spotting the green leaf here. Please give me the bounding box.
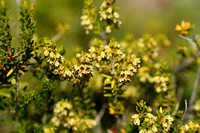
[114,63,118,67]
[6,68,13,77]
[111,80,115,89]
[0,89,11,98]
[101,74,112,78]
[103,87,112,90]
[18,69,24,75]
[104,93,112,97]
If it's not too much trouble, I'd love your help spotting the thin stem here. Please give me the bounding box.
[192,29,200,50]
[167,94,171,115]
[100,31,118,112]
[14,73,20,130]
[174,57,195,75]
[51,29,65,42]
[42,112,47,130]
[0,62,7,72]
[179,35,197,51]
[95,104,107,124]
[101,31,107,46]
[31,0,36,5]
[179,99,187,126]
[16,0,21,12]
[111,58,117,105]
[94,104,106,133]
[188,66,200,111]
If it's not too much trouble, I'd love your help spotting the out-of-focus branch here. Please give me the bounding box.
[174,33,200,121]
[14,72,20,130]
[95,104,107,124]
[16,0,21,10]
[100,31,107,46]
[188,66,200,111]
[94,104,107,133]
[179,35,197,51]
[174,58,195,75]
[51,29,65,42]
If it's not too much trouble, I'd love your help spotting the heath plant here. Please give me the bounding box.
[0,0,200,133]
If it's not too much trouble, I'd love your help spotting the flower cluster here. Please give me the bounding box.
[124,34,172,93]
[153,75,169,93]
[131,101,159,133]
[81,0,98,34]
[51,99,96,132]
[71,64,93,85]
[76,39,140,84]
[42,39,72,80]
[131,101,174,133]
[99,0,122,33]
[137,66,153,83]
[137,34,159,60]
[137,64,170,93]
[76,39,140,115]
[42,38,94,85]
[131,114,140,126]
[118,54,140,83]
[175,21,194,35]
[162,115,174,132]
[179,121,200,133]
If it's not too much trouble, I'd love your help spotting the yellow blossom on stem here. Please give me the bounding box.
[175,21,193,35]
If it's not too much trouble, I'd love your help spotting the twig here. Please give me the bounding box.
[42,112,47,130]
[0,62,7,72]
[179,99,187,126]
[14,73,20,130]
[179,35,197,51]
[174,57,195,75]
[167,94,171,115]
[95,104,107,124]
[16,0,21,12]
[51,29,65,42]
[101,31,107,46]
[110,58,117,106]
[188,66,200,111]
[94,104,107,133]
[100,31,118,108]
[31,0,36,5]
[192,29,200,50]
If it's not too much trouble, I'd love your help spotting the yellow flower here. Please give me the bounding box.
[175,21,193,35]
[120,129,126,133]
[109,107,115,115]
[142,56,149,62]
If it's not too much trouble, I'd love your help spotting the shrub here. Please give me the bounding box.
[0,0,199,132]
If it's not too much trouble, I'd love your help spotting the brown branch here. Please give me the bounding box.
[0,62,7,72]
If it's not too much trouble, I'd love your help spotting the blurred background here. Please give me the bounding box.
[6,0,200,57]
